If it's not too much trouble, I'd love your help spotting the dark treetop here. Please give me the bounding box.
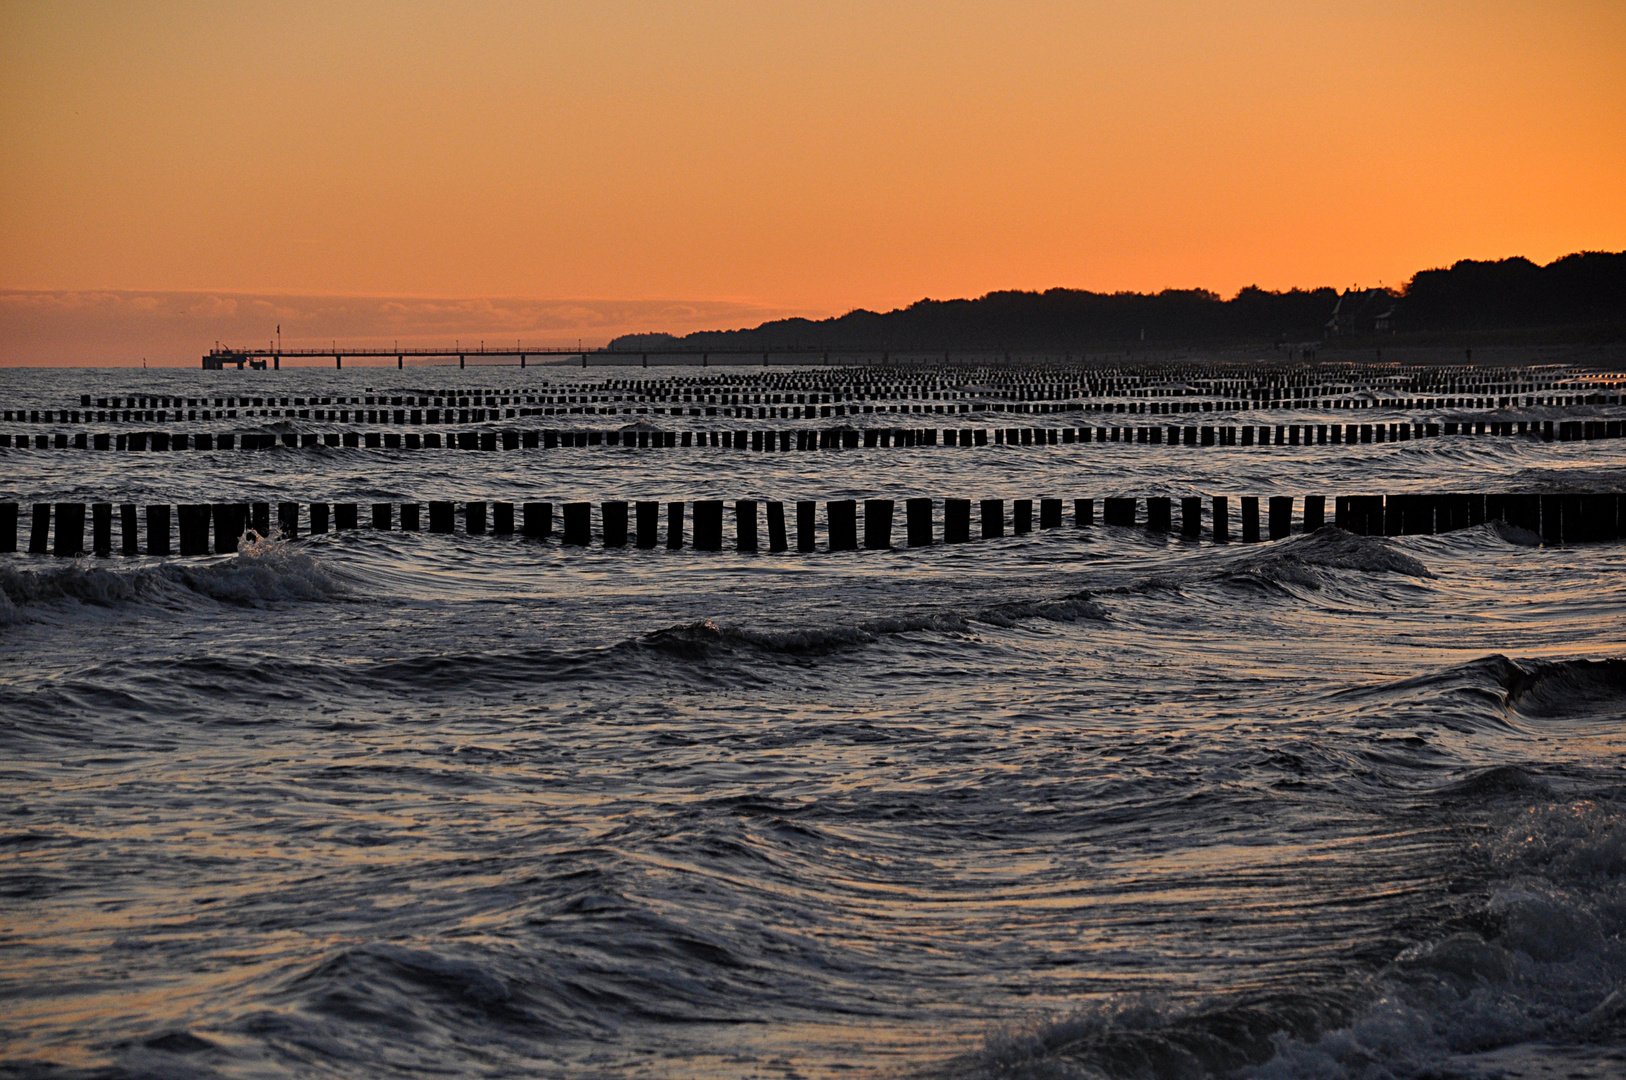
[611,251,1626,352]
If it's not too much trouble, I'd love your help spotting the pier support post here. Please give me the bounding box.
[53,503,85,556]
[1303,496,1325,533]
[1503,494,1537,535]
[1213,496,1229,542]
[521,502,551,539]
[1541,495,1563,545]
[694,501,724,550]
[178,505,211,555]
[214,504,247,552]
[602,501,628,546]
[1410,495,1437,536]
[827,500,858,551]
[121,504,138,554]
[1384,496,1405,537]
[1075,498,1094,527]
[1467,494,1487,528]
[796,501,816,552]
[29,504,50,554]
[92,503,112,556]
[427,501,453,534]
[944,498,971,543]
[736,500,759,552]
[491,501,514,535]
[767,501,788,552]
[1580,494,1619,542]
[1181,497,1202,538]
[906,498,933,546]
[1039,498,1062,529]
[1146,497,1171,532]
[279,502,300,539]
[562,502,591,545]
[1241,497,1260,543]
[864,499,894,549]
[147,505,172,556]
[667,501,684,549]
[1361,495,1386,535]
[981,499,1004,539]
[636,501,659,548]
[1269,496,1292,540]
[1013,499,1033,534]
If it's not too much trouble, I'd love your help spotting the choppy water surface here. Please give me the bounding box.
[3,365,1625,1079]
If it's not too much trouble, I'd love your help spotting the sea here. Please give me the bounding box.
[2,362,1624,1079]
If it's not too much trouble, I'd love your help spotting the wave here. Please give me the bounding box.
[338,585,1108,687]
[1327,655,1626,748]
[1504,658,1626,722]
[945,992,1361,1079]
[1432,763,1553,801]
[0,533,347,623]
[1223,527,1434,590]
[642,618,908,659]
[1098,528,1436,600]
[942,786,1626,1080]
[218,904,799,1071]
[1490,519,1543,547]
[276,942,558,1031]
[1253,793,1626,1078]
[1334,653,1523,705]
[641,590,1108,660]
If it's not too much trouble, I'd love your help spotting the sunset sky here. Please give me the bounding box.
[2,1,1623,363]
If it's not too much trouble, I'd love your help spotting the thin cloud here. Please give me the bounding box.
[0,291,821,366]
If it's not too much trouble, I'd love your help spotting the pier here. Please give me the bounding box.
[202,345,918,370]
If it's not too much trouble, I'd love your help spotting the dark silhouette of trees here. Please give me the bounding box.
[610,250,1623,351]
[1395,251,1626,332]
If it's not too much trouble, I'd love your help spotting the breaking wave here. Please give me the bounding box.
[944,781,1626,1080]
[1223,527,1434,591]
[1503,658,1626,722]
[0,532,346,623]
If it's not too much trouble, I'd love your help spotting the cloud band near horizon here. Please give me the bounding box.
[0,292,821,367]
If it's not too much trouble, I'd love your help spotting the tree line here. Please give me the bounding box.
[611,250,1624,351]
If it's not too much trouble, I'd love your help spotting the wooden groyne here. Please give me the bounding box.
[160,359,1625,411]
[3,418,1620,452]
[5,363,1621,425]
[4,493,1620,557]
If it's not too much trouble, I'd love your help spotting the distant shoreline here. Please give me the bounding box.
[611,251,1625,355]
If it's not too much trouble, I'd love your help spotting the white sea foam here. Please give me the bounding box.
[1251,799,1626,1079]
[940,779,1626,1080]
[166,530,347,606]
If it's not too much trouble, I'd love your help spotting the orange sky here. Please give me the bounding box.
[2,1,1624,362]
